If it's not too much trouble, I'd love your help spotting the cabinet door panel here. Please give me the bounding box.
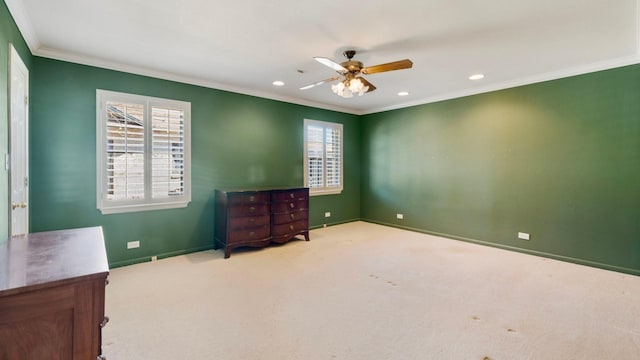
[0,308,73,360]
[0,280,102,360]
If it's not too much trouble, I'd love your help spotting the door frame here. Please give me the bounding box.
[9,43,29,236]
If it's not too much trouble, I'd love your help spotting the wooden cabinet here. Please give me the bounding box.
[0,227,109,360]
[214,188,310,258]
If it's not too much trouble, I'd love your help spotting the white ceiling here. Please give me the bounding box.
[6,0,640,115]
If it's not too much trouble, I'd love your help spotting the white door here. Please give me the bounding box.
[9,44,29,236]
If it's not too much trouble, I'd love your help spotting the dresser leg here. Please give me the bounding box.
[224,247,231,259]
[304,232,310,241]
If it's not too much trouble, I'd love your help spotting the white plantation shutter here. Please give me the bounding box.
[97,90,191,214]
[325,127,341,187]
[304,119,343,195]
[106,102,145,201]
[151,106,185,198]
[307,125,324,188]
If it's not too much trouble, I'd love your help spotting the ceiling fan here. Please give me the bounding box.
[300,50,413,98]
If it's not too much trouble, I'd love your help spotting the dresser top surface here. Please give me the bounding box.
[0,226,109,296]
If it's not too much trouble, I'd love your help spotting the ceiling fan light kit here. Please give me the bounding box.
[301,50,413,98]
[331,76,369,98]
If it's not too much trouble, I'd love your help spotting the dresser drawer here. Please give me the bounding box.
[228,225,270,243]
[271,189,308,203]
[228,192,270,205]
[229,204,270,217]
[272,210,308,225]
[228,215,270,229]
[271,199,308,213]
[272,220,308,236]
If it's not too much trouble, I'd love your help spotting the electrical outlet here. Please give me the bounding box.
[518,232,530,240]
[151,256,158,261]
[325,212,331,218]
[397,213,404,220]
[127,240,140,249]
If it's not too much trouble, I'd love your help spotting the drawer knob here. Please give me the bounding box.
[100,316,110,328]
[249,231,255,237]
[290,213,295,219]
[249,206,255,212]
[289,203,295,209]
[248,218,255,224]
[289,224,294,231]
[249,195,255,202]
[289,193,294,198]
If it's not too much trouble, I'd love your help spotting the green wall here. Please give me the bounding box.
[0,1,32,240]
[361,65,640,275]
[30,58,360,267]
[3,0,639,274]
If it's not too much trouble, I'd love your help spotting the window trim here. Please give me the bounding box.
[303,119,343,196]
[96,90,191,214]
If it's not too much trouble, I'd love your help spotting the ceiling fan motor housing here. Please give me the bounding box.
[341,61,363,74]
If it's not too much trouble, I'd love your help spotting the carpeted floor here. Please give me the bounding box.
[102,221,640,359]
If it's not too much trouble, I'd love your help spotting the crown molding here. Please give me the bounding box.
[7,0,640,117]
[36,45,640,117]
[3,0,40,52]
[33,46,361,115]
[365,0,636,114]
[364,54,640,115]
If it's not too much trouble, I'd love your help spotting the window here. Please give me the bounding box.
[96,90,191,214]
[304,119,343,195]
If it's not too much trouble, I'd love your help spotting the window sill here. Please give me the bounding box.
[309,188,343,197]
[98,200,190,214]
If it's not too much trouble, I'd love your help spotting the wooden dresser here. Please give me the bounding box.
[214,187,310,258]
[0,227,109,360]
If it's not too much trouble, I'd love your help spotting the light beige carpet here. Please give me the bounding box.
[102,221,640,360]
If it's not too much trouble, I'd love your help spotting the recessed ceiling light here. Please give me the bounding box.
[272,80,285,86]
[398,91,409,96]
[469,74,485,80]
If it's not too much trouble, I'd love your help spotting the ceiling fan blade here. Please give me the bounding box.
[299,76,341,90]
[357,77,377,93]
[314,57,348,73]
[361,59,413,75]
